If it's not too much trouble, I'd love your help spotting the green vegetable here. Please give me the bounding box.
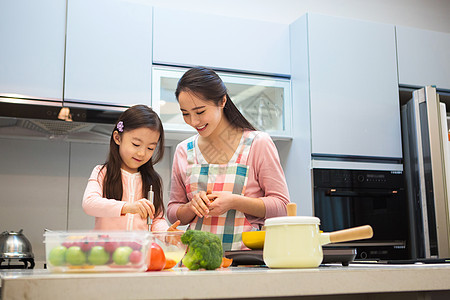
[181,230,223,270]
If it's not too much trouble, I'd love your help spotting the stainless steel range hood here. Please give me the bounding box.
[0,100,123,143]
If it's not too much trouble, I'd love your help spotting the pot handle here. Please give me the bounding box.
[329,225,373,244]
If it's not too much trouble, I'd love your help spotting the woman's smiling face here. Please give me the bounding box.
[113,127,160,173]
[178,91,226,137]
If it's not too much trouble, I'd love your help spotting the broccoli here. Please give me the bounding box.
[181,230,223,270]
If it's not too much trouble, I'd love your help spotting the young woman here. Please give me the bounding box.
[167,67,290,250]
[83,105,178,231]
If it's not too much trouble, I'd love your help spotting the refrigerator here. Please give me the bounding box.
[402,85,450,259]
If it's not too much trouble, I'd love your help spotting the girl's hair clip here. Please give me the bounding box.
[117,121,124,132]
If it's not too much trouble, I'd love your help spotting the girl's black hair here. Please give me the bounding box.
[100,105,165,217]
[175,67,256,131]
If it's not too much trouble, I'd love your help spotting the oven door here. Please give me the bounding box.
[314,187,410,260]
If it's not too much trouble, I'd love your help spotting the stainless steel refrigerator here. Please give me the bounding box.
[402,85,450,259]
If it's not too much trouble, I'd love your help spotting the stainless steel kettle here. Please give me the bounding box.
[0,229,34,259]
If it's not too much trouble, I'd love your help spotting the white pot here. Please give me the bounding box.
[263,216,372,268]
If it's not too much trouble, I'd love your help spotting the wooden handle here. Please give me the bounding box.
[286,203,297,216]
[329,225,373,243]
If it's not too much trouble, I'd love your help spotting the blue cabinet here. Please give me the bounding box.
[64,0,153,107]
[296,14,402,159]
[397,26,450,91]
[153,7,290,76]
[0,0,66,102]
[287,14,402,215]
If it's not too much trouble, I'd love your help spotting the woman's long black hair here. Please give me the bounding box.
[175,67,256,131]
[100,105,165,217]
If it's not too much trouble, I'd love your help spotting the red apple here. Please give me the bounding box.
[104,241,119,253]
[129,250,142,264]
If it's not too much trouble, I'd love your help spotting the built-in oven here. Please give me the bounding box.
[313,169,410,260]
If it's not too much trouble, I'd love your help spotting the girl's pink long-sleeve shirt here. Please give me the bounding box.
[167,131,290,229]
[82,165,169,231]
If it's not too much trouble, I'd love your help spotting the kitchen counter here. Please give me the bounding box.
[2,263,450,299]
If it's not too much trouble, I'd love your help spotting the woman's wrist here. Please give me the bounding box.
[176,203,196,224]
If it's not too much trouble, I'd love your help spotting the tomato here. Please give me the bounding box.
[147,243,166,271]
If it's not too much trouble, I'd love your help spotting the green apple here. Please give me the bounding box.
[88,246,110,265]
[48,246,67,266]
[112,246,133,265]
[65,246,87,266]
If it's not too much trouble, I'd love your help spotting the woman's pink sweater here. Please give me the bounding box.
[167,131,290,229]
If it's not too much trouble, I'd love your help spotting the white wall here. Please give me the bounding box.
[134,0,450,33]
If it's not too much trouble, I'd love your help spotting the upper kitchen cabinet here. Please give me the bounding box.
[0,0,66,102]
[64,0,153,107]
[152,7,290,76]
[291,14,402,160]
[396,26,450,91]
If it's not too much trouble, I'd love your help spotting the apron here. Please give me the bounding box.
[185,130,256,251]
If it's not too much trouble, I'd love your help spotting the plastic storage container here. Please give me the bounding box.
[44,230,152,273]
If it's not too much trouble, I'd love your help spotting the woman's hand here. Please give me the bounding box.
[207,192,234,216]
[121,198,154,219]
[188,191,211,218]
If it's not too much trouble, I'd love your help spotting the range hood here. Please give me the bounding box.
[0,100,123,143]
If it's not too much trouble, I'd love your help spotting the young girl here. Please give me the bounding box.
[167,67,290,251]
[83,105,177,231]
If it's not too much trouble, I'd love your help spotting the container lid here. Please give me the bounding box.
[264,216,320,226]
[43,230,151,241]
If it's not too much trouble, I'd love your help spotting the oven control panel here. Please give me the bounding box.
[313,169,404,189]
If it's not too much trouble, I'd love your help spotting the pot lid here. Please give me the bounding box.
[264,216,320,226]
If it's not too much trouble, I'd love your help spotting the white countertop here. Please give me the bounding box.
[2,263,450,299]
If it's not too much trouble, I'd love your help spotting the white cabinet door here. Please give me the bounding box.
[397,26,450,90]
[308,14,402,159]
[153,7,290,76]
[64,0,153,107]
[0,0,65,101]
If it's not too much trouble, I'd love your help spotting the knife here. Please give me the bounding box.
[147,185,153,231]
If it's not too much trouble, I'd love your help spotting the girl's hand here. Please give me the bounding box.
[188,191,211,218]
[207,192,234,216]
[121,199,155,219]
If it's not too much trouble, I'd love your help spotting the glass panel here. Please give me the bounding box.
[227,81,285,131]
[159,76,183,125]
[152,67,290,133]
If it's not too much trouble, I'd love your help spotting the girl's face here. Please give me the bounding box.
[113,127,160,173]
[178,91,226,138]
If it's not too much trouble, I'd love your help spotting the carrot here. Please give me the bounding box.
[163,258,177,269]
[220,257,233,268]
